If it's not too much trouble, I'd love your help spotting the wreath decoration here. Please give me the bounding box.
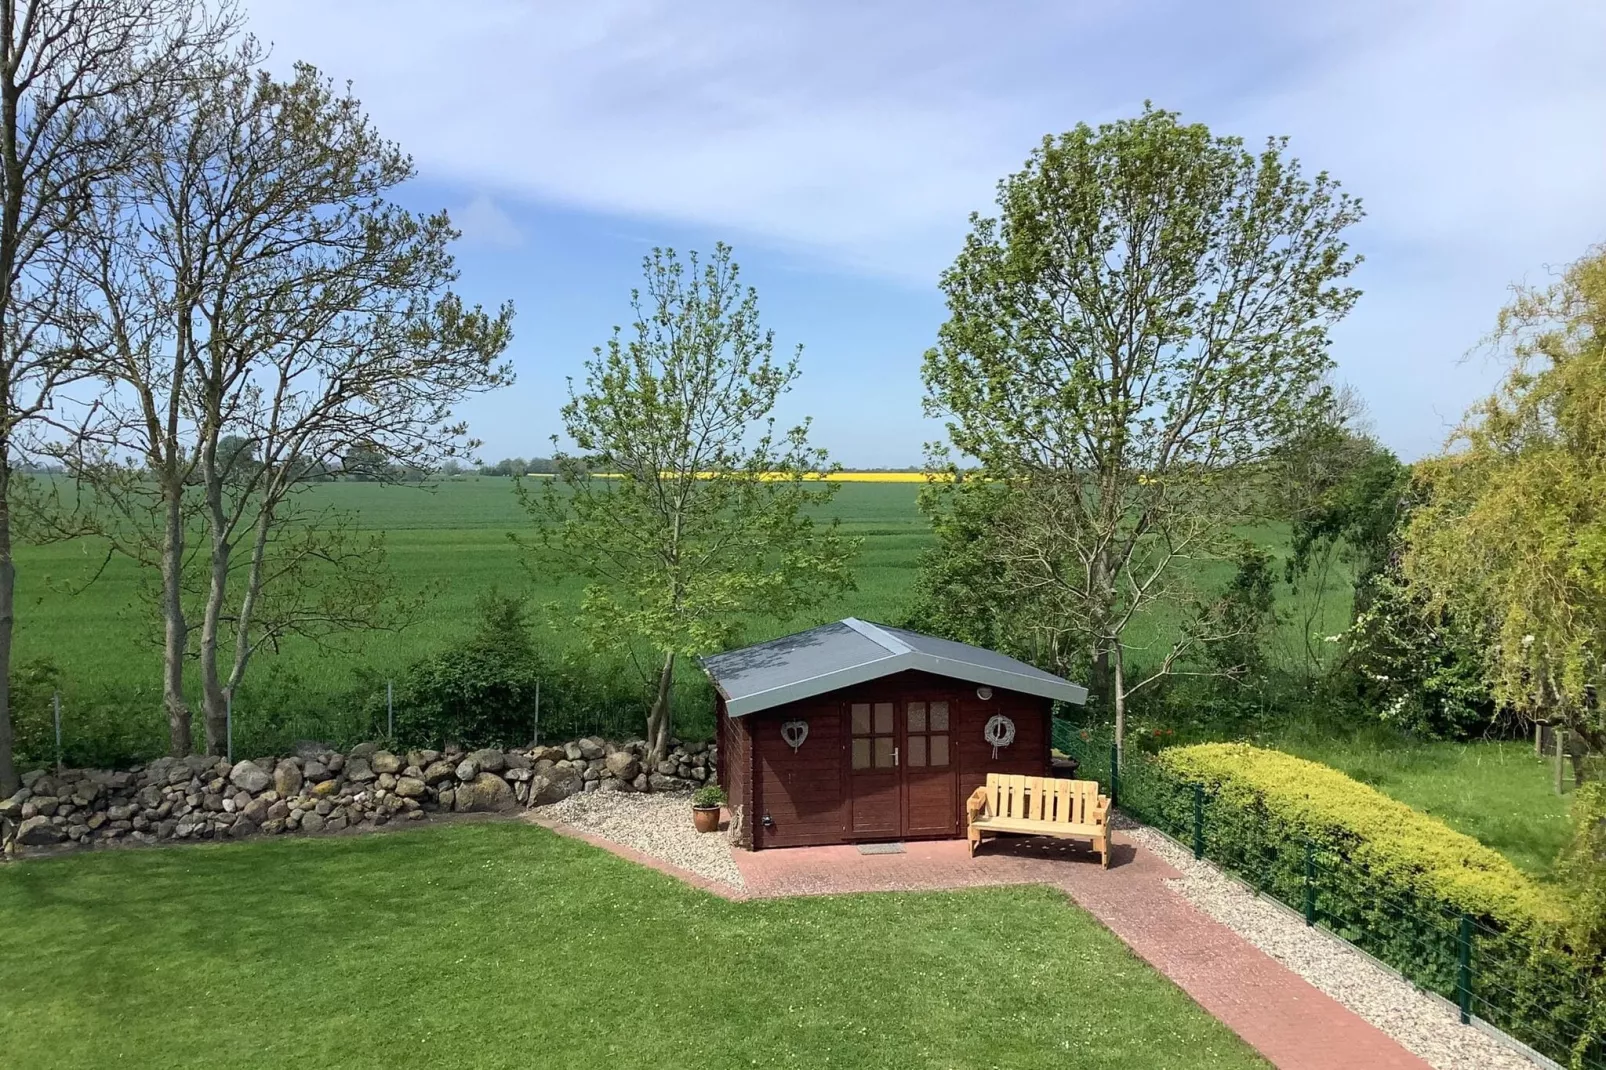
[983,714,1016,758]
[780,720,809,752]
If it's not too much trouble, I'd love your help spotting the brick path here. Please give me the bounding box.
[542,818,1431,1070]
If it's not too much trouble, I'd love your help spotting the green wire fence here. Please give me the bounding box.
[1053,719,1605,1070]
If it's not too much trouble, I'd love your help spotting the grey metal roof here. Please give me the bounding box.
[700,617,1088,717]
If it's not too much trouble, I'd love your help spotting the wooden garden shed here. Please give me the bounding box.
[703,618,1088,850]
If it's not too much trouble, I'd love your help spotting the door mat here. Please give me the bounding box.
[857,843,906,855]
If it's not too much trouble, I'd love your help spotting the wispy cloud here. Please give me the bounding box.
[451,193,524,248]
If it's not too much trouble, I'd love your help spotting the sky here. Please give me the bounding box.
[245,0,1606,467]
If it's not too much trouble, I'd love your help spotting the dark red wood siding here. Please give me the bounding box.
[727,669,1051,850]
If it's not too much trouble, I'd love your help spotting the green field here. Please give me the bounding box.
[0,821,1267,1070]
[11,476,1351,759]
[1263,726,1573,880]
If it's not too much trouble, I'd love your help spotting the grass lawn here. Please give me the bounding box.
[0,822,1266,1070]
[1263,726,1574,880]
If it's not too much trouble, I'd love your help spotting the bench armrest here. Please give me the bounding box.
[965,786,991,823]
[1091,796,1111,825]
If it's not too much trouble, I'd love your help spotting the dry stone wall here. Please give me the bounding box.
[0,736,717,857]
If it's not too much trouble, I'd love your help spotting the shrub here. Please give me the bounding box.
[1117,742,1601,1067]
[383,591,546,749]
[692,784,726,808]
[1560,784,1606,962]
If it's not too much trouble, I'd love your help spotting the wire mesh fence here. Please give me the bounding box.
[13,681,717,773]
[1053,719,1605,1070]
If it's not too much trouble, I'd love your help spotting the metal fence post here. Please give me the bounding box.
[387,679,394,741]
[1191,783,1204,859]
[1555,729,1567,794]
[1109,742,1119,808]
[533,679,540,748]
[1303,840,1316,926]
[1456,913,1473,1025]
[225,690,233,764]
[52,691,62,774]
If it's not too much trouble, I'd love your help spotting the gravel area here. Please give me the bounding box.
[1116,816,1547,1070]
[535,791,745,891]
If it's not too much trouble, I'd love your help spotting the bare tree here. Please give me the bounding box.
[0,0,235,792]
[59,44,514,755]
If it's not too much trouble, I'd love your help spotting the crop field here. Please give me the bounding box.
[11,476,1349,758]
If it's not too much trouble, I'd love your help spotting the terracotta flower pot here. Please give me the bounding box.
[692,805,721,834]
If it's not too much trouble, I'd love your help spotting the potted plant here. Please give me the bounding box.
[691,784,726,834]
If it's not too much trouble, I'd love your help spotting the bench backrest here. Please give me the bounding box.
[984,773,1102,825]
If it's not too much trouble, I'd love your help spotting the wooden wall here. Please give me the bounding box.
[723,669,1051,850]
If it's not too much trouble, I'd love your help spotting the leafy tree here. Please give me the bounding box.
[524,244,857,763]
[921,107,1364,758]
[55,45,512,755]
[1404,246,1606,770]
[0,0,234,792]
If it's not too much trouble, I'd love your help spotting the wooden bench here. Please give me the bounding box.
[965,773,1111,867]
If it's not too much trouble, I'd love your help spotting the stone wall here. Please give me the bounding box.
[0,736,717,857]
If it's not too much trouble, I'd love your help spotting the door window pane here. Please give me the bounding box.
[907,701,926,733]
[874,737,896,768]
[873,702,894,734]
[929,701,949,731]
[907,736,926,767]
[851,703,871,735]
[852,738,871,769]
[930,734,949,767]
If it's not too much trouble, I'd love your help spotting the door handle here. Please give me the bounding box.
[894,747,899,766]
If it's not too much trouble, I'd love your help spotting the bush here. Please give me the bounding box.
[1560,784,1606,962]
[382,592,546,749]
[692,784,726,808]
[1107,741,1602,1067]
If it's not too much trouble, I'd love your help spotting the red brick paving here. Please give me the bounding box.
[539,816,1431,1070]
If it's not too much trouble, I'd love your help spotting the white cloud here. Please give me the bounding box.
[451,193,524,248]
[244,0,1606,458]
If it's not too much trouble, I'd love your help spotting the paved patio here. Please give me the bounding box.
[541,817,1432,1070]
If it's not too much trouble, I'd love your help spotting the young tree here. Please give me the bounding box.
[525,245,856,764]
[0,0,234,791]
[58,46,513,755]
[1404,246,1606,775]
[921,107,1364,759]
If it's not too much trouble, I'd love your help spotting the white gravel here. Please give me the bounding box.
[1116,817,1548,1070]
[534,791,745,891]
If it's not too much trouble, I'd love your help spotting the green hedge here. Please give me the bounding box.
[1057,730,1605,1069]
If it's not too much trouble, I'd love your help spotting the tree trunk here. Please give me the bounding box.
[645,650,676,767]
[1112,641,1126,770]
[159,481,191,756]
[0,456,16,796]
[198,533,230,755]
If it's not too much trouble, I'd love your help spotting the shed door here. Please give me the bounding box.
[847,700,901,837]
[901,699,957,837]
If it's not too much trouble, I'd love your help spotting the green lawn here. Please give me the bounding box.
[1263,727,1573,880]
[0,822,1267,1070]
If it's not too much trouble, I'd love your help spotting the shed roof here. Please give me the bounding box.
[700,618,1088,717]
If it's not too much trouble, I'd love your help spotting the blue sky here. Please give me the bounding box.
[248,0,1606,466]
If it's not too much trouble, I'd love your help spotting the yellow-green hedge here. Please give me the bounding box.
[1158,742,1567,927]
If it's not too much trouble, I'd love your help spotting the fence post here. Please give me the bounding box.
[533,680,541,748]
[225,689,233,764]
[52,691,62,775]
[387,679,394,741]
[1555,729,1567,794]
[1191,783,1204,859]
[1109,742,1119,809]
[1303,840,1316,926]
[1456,913,1473,1025]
